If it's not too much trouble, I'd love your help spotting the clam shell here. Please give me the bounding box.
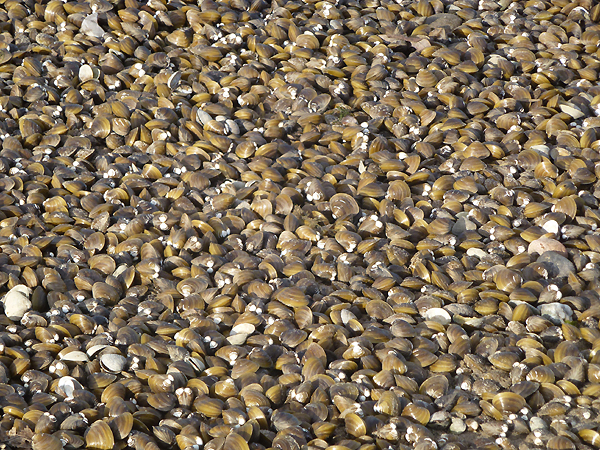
[374,391,400,416]
[85,421,114,450]
[224,432,249,450]
[147,393,177,412]
[32,433,64,450]
[526,366,555,383]
[579,429,600,447]
[547,436,576,450]
[489,351,520,371]
[99,354,127,373]
[402,402,430,425]
[492,392,527,414]
[345,413,366,437]
[420,375,449,399]
[109,412,133,440]
[193,396,224,417]
[312,422,336,440]
[330,194,360,219]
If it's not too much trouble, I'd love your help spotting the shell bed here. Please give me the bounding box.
[0,0,599,449]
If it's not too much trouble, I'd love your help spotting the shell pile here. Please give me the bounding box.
[2,0,600,449]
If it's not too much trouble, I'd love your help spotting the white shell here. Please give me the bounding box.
[60,351,89,362]
[196,110,212,126]
[79,64,95,82]
[57,376,83,399]
[539,303,573,325]
[231,323,255,335]
[80,13,105,39]
[2,285,32,321]
[87,345,109,357]
[99,354,127,372]
[226,334,248,345]
[541,219,559,235]
[423,307,452,326]
[341,309,357,325]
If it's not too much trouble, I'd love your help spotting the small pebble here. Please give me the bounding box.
[537,251,576,278]
[539,303,574,324]
[449,418,467,434]
[528,238,567,257]
[529,417,548,432]
[430,411,451,428]
[452,217,477,235]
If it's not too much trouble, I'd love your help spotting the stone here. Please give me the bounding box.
[449,418,467,434]
[430,411,451,428]
[226,334,248,345]
[444,304,476,318]
[537,251,576,278]
[539,303,574,324]
[423,307,452,326]
[2,285,32,321]
[424,13,463,30]
[529,417,548,432]
[528,238,567,257]
[453,217,477,235]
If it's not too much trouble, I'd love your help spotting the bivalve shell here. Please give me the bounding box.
[85,421,114,450]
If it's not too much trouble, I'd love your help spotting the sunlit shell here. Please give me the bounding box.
[488,351,520,371]
[493,268,522,292]
[312,422,336,440]
[546,436,576,450]
[526,366,555,383]
[99,354,127,373]
[479,400,503,420]
[32,433,64,450]
[109,412,133,440]
[330,193,360,219]
[344,413,366,437]
[420,375,449,399]
[193,396,224,417]
[552,196,578,219]
[85,421,114,450]
[401,402,430,425]
[579,429,600,448]
[492,392,527,414]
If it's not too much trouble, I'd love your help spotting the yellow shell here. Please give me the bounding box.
[401,402,430,425]
[32,433,64,450]
[85,421,114,450]
[345,413,366,437]
[492,392,526,414]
